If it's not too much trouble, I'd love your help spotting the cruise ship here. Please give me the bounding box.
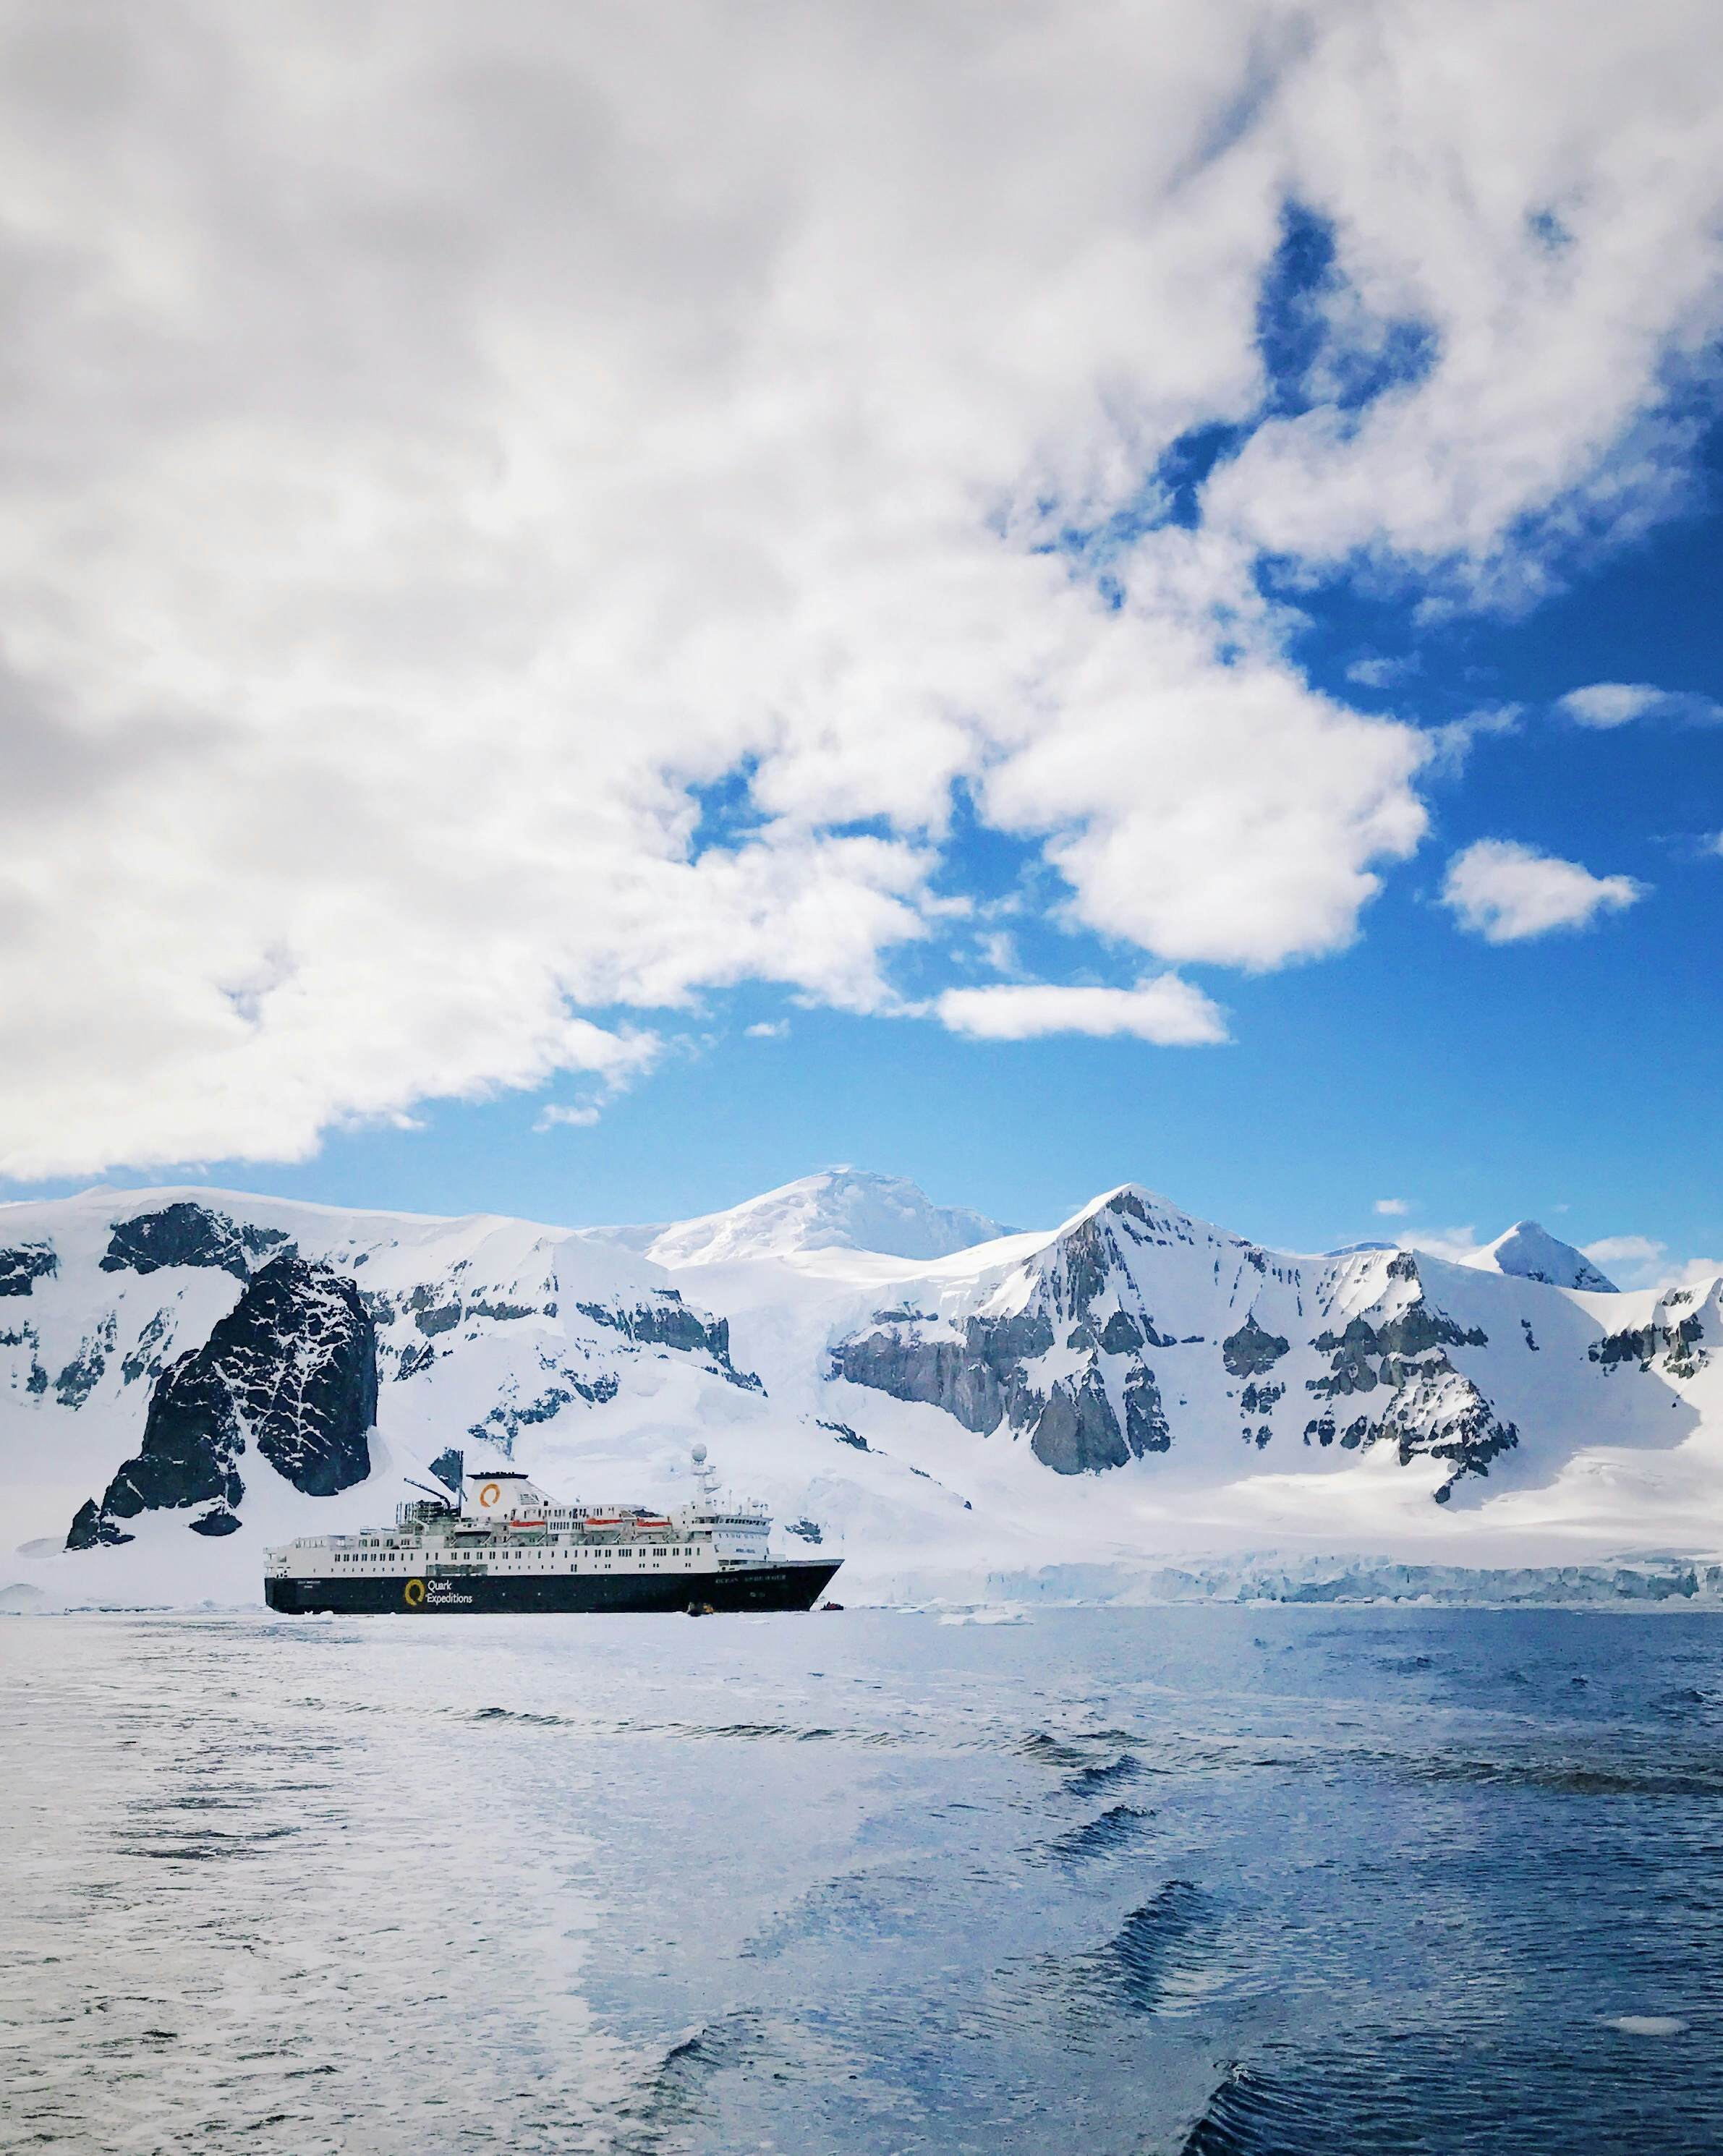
[263,1444,842,1615]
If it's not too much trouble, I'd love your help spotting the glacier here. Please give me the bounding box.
[1,1169,1719,1609]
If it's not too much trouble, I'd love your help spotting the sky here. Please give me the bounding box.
[0,0,1719,1284]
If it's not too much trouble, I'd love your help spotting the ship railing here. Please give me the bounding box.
[397,1497,455,1528]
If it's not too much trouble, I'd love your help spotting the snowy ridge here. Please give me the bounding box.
[1,1176,1721,1608]
[588,1168,1016,1269]
[1463,1220,1618,1292]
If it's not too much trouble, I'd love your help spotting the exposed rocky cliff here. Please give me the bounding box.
[98,1200,294,1282]
[68,1257,377,1546]
[830,1189,1523,1497]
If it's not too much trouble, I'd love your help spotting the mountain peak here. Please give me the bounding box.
[1468,1219,1617,1292]
[626,1169,1016,1269]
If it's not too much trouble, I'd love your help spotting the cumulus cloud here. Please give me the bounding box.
[1583,1234,1722,1291]
[1346,655,1419,689]
[534,1102,603,1133]
[1558,682,1664,727]
[0,1,1720,1174]
[1374,1198,1411,1217]
[1441,841,1644,942]
[935,978,1229,1046]
[1400,1226,1486,1264]
[744,1021,788,1039]
[1581,1233,1667,1288]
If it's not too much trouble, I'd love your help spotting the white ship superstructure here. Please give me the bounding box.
[264,1444,841,1614]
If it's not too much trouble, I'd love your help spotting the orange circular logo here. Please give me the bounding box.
[478,1482,501,1508]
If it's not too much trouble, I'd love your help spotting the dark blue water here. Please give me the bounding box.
[3,1606,1719,2153]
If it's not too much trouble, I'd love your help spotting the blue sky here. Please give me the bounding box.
[1,7,1719,1283]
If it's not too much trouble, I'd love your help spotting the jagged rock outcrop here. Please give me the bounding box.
[1590,1304,1706,1378]
[67,1256,376,1546]
[99,1201,292,1281]
[828,1189,1528,1495]
[830,1311,1055,1436]
[1221,1314,1288,1376]
[0,1243,56,1296]
[829,1194,1194,1477]
[574,1290,762,1389]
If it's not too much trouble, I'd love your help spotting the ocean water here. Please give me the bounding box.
[2,1606,1720,2155]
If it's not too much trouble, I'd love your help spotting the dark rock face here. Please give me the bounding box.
[65,1256,376,1548]
[1032,1365,1127,1473]
[121,1308,174,1386]
[833,1294,1177,1476]
[55,1314,116,1408]
[467,1373,618,1454]
[818,1419,871,1451]
[1591,1315,1703,1376]
[66,1497,134,1548]
[98,1203,292,1281]
[412,1299,463,1336]
[429,1446,465,1493]
[1221,1315,1289,1377]
[1303,1346,1518,1496]
[830,1196,1190,1475]
[830,1311,1055,1435]
[830,1196,1529,1499]
[396,1340,437,1381]
[0,1243,56,1296]
[69,1345,247,1545]
[1123,1363,1172,1453]
[1308,1304,1488,1400]
[574,1291,763,1390]
[240,1261,378,1494]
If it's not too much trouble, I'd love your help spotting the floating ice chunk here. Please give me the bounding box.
[1601,2014,1688,2036]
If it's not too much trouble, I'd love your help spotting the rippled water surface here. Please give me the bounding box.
[4,1605,1722,2154]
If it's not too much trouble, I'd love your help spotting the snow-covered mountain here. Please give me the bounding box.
[3,1176,1719,1608]
[590,1168,1015,1268]
[1463,1219,1617,1292]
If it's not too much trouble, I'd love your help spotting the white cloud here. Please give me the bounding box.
[744,1021,788,1039]
[1583,1234,1723,1291]
[1425,704,1523,775]
[1374,1198,1411,1217]
[1558,683,1722,728]
[1557,682,1664,727]
[534,1102,603,1132]
[935,977,1229,1047]
[1582,1232,1666,1287]
[1441,840,1644,942]
[1400,1225,1486,1264]
[976,931,1023,976]
[0,3,1719,1173]
[1345,656,1416,689]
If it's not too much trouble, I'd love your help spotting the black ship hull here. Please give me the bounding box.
[264,1558,842,1616]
